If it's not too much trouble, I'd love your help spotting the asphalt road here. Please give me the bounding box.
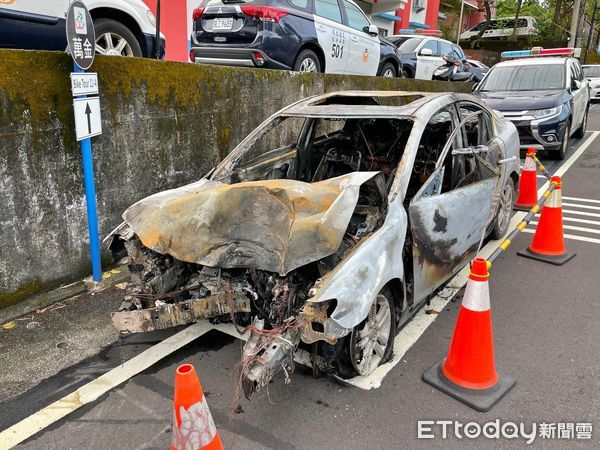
[2,108,600,449]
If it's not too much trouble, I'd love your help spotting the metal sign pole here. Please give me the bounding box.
[67,1,103,283]
[73,63,103,282]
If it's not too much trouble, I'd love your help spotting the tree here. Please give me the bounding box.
[476,0,495,38]
[511,0,524,39]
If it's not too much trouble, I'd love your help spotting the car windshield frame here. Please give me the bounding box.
[477,63,566,92]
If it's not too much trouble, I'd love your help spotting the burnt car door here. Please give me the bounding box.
[408,105,499,302]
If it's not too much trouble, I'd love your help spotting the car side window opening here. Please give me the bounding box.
[342,1,371,32]
[452,44,465,60]
[449,104,499,191]
[439,41,452,57]
[421,39,439,56]
[315,0,343,23]
[570,63,579,85]
[407,107,458,201]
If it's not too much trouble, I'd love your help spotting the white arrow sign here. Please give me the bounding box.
[73,97,102,141]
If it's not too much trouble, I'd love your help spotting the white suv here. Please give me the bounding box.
[460,16,537,41]
[0,0,165,58]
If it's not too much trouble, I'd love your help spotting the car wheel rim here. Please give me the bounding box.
[95,33,133,57]
[497,184,513,234]
[299,58,317,73]
[350,294,391,376]
[383,68,394,78]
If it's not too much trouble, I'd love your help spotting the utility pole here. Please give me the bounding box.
[569,0,582,47]
[585,0,598,63]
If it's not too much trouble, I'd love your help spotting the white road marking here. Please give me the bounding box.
[536,175,547,179]
[562,202,600,211]
[3,133,598,442]
[529,221,600,235]
[563,209,600,218]
[563,216,600,226]
[0,322,214,449]
[522,228,600,244]
[563,195,600,204]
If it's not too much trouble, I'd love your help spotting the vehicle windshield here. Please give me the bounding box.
[211,115,413,186]
[390,37,424,53]
[583,66,600,77]
[477,64,565,91]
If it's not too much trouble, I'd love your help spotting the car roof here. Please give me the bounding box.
[280,91,471,118]
[494,57,571,68]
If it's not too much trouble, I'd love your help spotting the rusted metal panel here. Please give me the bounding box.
[120,172,383,275]
[111,292,250,333]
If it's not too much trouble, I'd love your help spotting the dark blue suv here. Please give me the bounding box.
[190,0,402,77]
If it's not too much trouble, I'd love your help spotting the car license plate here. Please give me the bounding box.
[213,18,233,31]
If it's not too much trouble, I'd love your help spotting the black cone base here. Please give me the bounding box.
[422,361,516,412]
[517,247,575,266]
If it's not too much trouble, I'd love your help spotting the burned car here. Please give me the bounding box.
[105,91,520,398]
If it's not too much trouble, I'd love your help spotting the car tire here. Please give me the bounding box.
[335,287,396,378]
[380,62,396,78]
[551,120,570,160]
[490,180,514,239]
[293,49,322,73]
[573,107,588,139]
[94,18,143,58]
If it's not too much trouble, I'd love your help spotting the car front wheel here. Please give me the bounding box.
[335,287,396,378]
[294,49,322,73]
[573,107,588,139]
[94,18,143,57]
[380,62,396,78]
[491,180,514,239]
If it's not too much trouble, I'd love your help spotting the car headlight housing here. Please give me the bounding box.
[530,106,561,119]
[146,10,156,27]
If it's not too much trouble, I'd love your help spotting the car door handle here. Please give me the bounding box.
[317,25,326,32]
[351,36,359,42]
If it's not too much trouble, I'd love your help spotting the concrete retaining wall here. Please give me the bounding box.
[0,49,471,307]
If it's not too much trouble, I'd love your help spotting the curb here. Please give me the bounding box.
[0,265,129,326]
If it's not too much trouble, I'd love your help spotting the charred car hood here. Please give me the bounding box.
[475,90,566,110]
[119,172,385,275]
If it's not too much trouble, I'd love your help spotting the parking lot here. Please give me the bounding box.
[1,113,599,448]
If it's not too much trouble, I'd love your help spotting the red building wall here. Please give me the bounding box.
[144,0,189,62]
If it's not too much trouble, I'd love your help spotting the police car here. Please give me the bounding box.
[189,0,402,77]
[474,47,590,160]
[387,31,468,80]
[0,0,164,58]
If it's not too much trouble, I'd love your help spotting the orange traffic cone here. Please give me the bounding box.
[422,258,515,412]
[171,363,223,450]
[518,176,575,265]
[514,148,538,211]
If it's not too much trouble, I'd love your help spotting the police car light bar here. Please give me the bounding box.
[397,28,442,36]
[501,47,582,59]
